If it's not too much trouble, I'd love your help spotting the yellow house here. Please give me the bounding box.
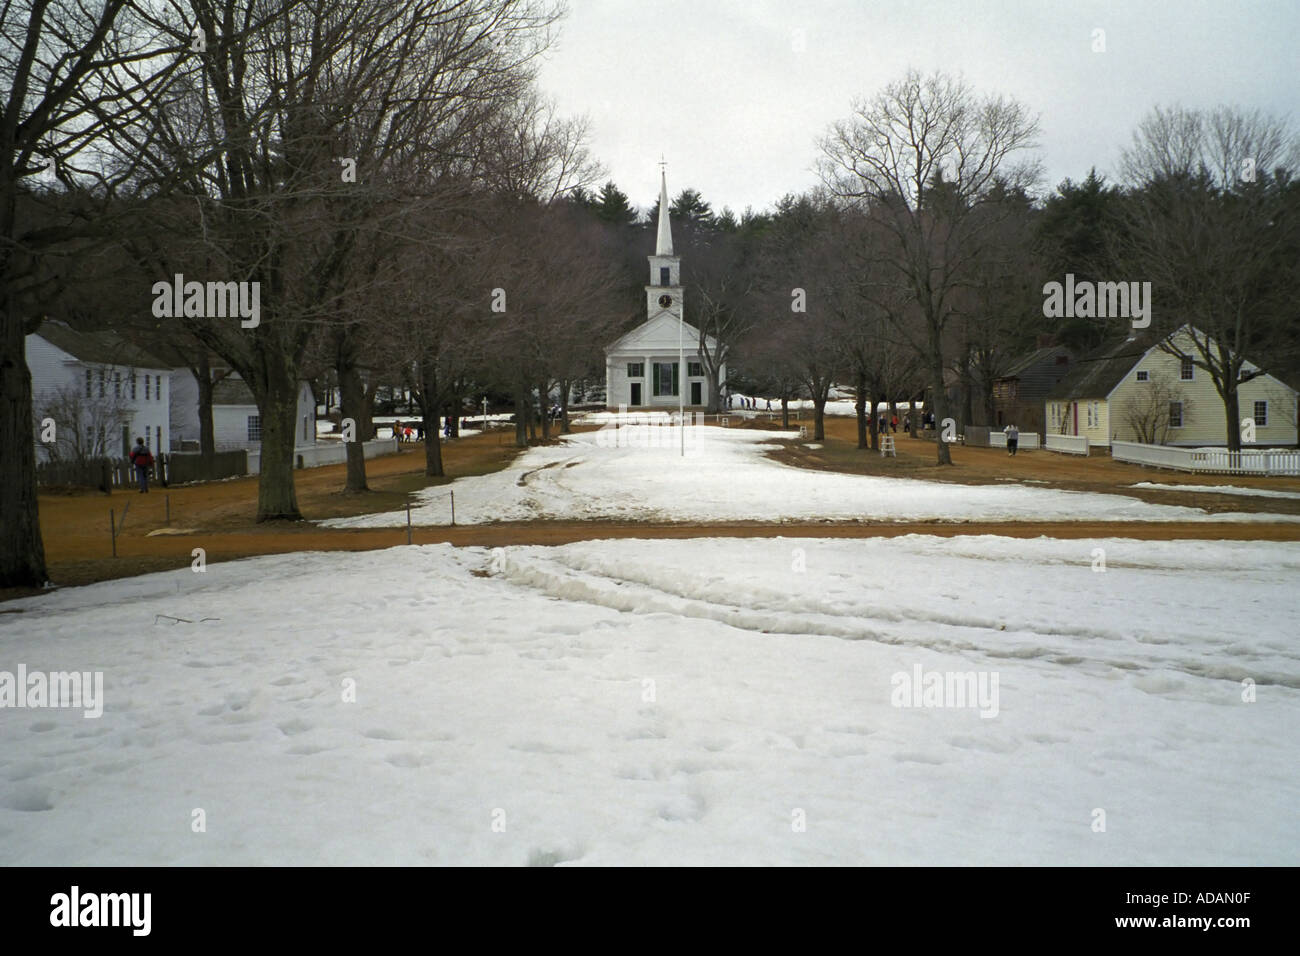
[1045,327,1298,448]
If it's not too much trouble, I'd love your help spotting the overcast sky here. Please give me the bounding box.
[535,0,1298,217]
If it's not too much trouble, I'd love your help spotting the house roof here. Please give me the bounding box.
[35,320,172,371]
[211,377,256,406]
[1046,329,1168,401]
[1001,345,1071,380]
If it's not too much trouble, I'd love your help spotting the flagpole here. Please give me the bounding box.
[679,306,684,457]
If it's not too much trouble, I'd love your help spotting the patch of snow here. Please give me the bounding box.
[1131,482,1300,500]
[1,535,1294,865]
[322,424,1300,528]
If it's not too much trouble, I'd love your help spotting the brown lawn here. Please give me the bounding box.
[9,415,1299,602]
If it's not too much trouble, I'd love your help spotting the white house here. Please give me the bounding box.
[26,320,172,459]
[171,370,316,452]
[605,169,723,410]
[1045,326,1298,447]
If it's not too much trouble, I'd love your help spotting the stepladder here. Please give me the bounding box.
[880,435,896,457]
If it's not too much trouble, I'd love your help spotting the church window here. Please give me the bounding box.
[652,362,678,397]
[660,266,670,286]
[688,362,703,377]
[626,362,643,377]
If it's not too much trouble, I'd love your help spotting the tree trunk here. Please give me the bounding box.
[423,423,443,477]
[253,372,304,521]
[538,381,550,442]
[337,355,369,492]
[706,365,721,413]
[781,394,789,429]
[813,395,827,441]
[514,386,528,448]
[0,311,48,587]
[1224,384,1241,453]
[930,359,952,465]
[870,391,882,451]
[361,380,377,439]
[560,379,571,434]
[449,398,460,438]
[855,371,868,449]
[196,353,216,460]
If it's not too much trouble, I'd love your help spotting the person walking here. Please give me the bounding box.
[1004,423,1020,456]
[129,437,153,493]
[393,419,403,443]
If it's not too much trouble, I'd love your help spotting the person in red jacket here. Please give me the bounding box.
[129,437,153,493]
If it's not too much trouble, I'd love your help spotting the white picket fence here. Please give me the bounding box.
[1111,441,1300,476]
[987,432,1040,450]
[1045,434,1090,456]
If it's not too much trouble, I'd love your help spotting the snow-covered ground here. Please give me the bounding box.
[1131,482,1300,500]
[322,423,1299,528]
[2,535,1295,865]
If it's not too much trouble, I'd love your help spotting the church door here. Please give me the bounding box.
[690,382,702,406]
[630,382,642,406]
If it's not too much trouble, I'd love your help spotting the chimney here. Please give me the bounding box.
[1036,333,1054,349]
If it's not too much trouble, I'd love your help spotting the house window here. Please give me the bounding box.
[247,415,262,441]
[1169,401,1184,428]
[85,368,92,397]
[114,371,121,398]
[130,374,137,400]
[1180,356,1194,380]
[98,369,105,398]
[688,361,703,377]
[1136,370,1149,382]
[1254,400,1267,426]
[626,362,644,377]
[652,362,678,397]
[660,266,670,287]
[155,375,162,400]
[145,376,151,400]
[1086,404,1094,428]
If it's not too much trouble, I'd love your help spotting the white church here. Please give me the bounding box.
[605,170,723,411]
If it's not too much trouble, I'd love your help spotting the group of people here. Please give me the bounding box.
[392,417,472,442]
[724,394,772,411]
[391,420,420,443]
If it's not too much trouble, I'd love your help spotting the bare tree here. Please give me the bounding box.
[818,69,1041,464]
[34,384,132,463]
[1124,373,1187,445]
[1116,104,1299,450]
[0,1,192,585]
[107,0,563,520]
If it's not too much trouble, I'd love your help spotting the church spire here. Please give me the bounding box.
[655,166,673,256]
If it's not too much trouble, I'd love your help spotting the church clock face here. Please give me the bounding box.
[658,294,673,308]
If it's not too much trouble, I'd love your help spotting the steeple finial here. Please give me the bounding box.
[655,161,673,256]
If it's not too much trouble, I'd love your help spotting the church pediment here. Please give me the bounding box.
[606,312,713,354]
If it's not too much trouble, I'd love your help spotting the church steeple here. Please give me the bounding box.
[646,165,682,320]
[655,168,673,256]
